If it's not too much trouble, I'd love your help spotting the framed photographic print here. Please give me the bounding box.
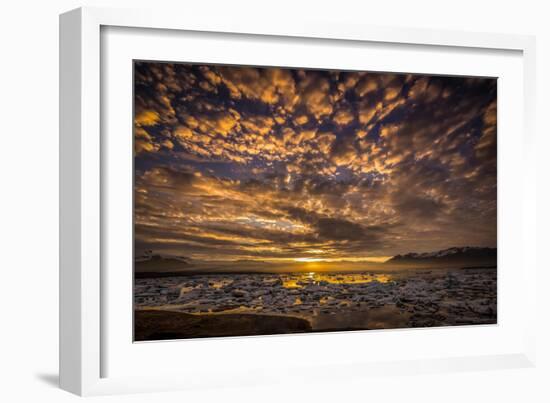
[60,6,537,396]
[132,61,498,341]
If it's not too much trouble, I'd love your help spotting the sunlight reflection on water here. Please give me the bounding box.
[281,272,392,288]
[136,268,497,332]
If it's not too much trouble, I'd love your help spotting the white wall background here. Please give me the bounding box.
[0,0,548,401]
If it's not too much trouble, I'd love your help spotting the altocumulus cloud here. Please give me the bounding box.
[134,62,497,261]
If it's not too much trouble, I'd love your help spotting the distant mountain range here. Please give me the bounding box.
[135,253,190,264]
[135,253,191,275]
[134,246,497,278]
[386,246,496,267]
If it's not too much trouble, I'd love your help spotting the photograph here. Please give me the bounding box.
[133,61,497,341]
[1,0,544,400]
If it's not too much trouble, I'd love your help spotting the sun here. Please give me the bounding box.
[293,257,323,263]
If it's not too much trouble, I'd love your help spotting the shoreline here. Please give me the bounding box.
[135,265,497,279]
[134,309,312,341]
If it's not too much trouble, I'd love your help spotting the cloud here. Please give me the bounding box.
[135,139,159,154]
[358,103,377,125]
[135,110,161,127]
[393,192,445,220]
[241,115,275,136]
[333,108,355,126]
[140,166,196,190]
[174,126,194,140]
[133,62,497,259]
[315,217,366,241]
[209,111,241,136]
[475,99,497,160]
[316,132,336,155]
[298,73,334,119]
[384,86,401,101]
[355,75,378,97]
[330,137,358,167]
[214,67,298,111]
[294,114,309,125]
[161,139,174,150]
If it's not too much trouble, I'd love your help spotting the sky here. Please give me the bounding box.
[133,61,497,263]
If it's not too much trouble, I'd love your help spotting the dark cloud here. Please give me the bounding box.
[315,218,365,241]
[393,194,445,220]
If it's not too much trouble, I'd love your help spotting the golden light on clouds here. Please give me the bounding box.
[134,62,497,267]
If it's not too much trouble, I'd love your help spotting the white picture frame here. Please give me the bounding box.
[59,6,537,396]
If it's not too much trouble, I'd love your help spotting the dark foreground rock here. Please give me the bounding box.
[135,309,312,341]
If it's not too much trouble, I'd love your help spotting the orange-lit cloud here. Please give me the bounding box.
[133,62,497,262]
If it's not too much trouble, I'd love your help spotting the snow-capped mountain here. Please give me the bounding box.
[135,251,191,276]
[387,246,496,266]
[135,252,190,264]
